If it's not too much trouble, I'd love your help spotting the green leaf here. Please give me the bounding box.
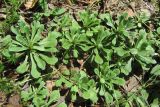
[52,8,66,15]
[80,45,93,51]
[157,27,160,34]
[151,65,160,75]
[112,77,125,86]
[138,55,156,64]
[55,79,63,87]
[61,40,72,49]
[137,97,146,107]
[140,89,149,100]
[94,49,103,64]
[1,35,12,46]
[89,89,98,103]
[82,91,90,99]
[73,49,78,58]
[33,53,46,70]
[82,89,98,103]
[38,32,59,49]
[100,13,114,28]
[0,63,4,73]
[30,54,41,78]
[113,90,122,100]
[47,31,59,44]
[21,91,31,101]
[71,85,78,92]
[86,30,93,37]
[80,71,87,79]
[31,21,44,42]
[57,102,67,107]
[39,54,58,65]
[115,47,127,56]
[124,58,132,75]
[130,48,138,55]
[16,35,28,46]
[33,97,43,107]
[62,70,70,76]
[71,93,77,101]
[9,45,28,52]
[63,79,73,88]
[125,102,130,107]
[11,26,20,36]
[16,56,29,74]
[95,53,103,64]
[150,98,159,107]
[104,92,113,103]
[50,90,60,102]
[100,78,105,84]
[112,37,116,45]
[99,85,105,95]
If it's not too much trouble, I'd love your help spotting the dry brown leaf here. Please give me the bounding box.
[0,13,6,20]
[68,102,74,107]
[77,59,84,69]
[19,16,25,21]
[66,0,72,6]
[123,75,142,92]
[24,0,38,9]
[59,65,68,73]
[0,91,6,106]
[46,80,55,92]
[70,67,79,71]
[126,8,135,17]
[8,94,22,107]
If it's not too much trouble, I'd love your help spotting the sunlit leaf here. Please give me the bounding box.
[39,54,57,65]
[30,54,41,78]
[33,53,46,70]
[16,56,29,73]
[124,58,132,75]
[151,65,160,76]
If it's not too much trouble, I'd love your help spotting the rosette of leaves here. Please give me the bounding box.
[129,29,156,70]
[55,70,98,103]
[80,27,111,64]
[100,13,136,46]
[60,20,87,62]
[112,29,156,76]
[79,10,100,28]
[121,89,149,107]
[94,62,125,104]
[51,13,72,31]
[79,10,100,37]
[153,25,160,48]
[0,35,12,58]
[9,20,59,78]
[21,81,61,107]
[136,10,151,28]
[70,71,98,103]
[0,35,16,70]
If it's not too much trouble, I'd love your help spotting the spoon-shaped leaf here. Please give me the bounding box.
[33,53,46,70]
[30,53,41,78]
[16,56,29,73]
[39,54,58,65]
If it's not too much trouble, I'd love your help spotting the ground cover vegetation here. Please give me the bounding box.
[0,0,160,106]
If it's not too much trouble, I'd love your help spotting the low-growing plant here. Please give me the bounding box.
[60,20,86,60]
[56,69,98,103]
[94,62,124,104]
[21,81,62,107]
[0,2,160,106]
[8,20,60,78]
[80,27,111,64]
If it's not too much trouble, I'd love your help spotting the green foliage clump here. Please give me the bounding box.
[8,20,59,78]
[0,3,160,106]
